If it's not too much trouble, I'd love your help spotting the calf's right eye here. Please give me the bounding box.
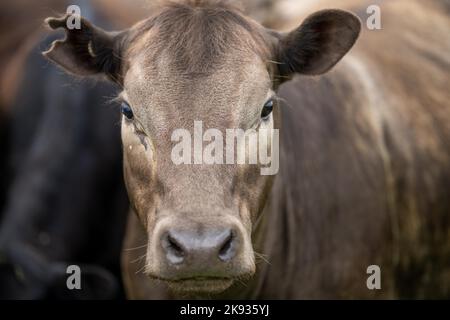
[121,102,134,120]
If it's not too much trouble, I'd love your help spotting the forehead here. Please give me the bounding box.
[125,50,270,103]
[125,2,270,75]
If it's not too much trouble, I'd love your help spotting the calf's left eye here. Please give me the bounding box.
[261,99,274,120]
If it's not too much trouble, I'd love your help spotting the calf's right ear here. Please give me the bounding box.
[42,15,125,83]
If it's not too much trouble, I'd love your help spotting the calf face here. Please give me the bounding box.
[44,3,360,294]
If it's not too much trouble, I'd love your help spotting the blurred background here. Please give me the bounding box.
[0,0,448,299]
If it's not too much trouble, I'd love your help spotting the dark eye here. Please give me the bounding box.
[261,99,274,120]
[121,102,134,120]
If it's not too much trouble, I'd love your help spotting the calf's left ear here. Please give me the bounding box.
[275,9,361,78]
[42,15,124,83]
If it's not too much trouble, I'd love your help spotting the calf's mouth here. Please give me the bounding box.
[165,277,235,294]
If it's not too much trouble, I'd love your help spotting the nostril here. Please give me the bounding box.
[163,233,185,265]
[218,231,236,262]
[168,235,184,256]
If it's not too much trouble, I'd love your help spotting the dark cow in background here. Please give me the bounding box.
[0,111,7,221]
[0,38,129,299]
[0,0,132,299]
[0,0,67,223]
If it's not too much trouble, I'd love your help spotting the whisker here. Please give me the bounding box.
[254,251,271,265]
[236,278,248,288]
[266,59,283,65]
[136,261,149,274]
[124,244,148,251]
[131,253,147,264]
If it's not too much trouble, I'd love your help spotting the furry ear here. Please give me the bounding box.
[276,9,361,78]
[42,15,124,83]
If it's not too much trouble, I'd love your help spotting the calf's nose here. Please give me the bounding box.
[161,227,237,266]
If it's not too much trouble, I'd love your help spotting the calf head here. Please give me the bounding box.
[44,2,360,294]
